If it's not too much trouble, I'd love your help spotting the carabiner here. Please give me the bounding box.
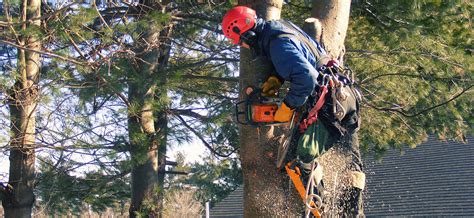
[321,74,332,87]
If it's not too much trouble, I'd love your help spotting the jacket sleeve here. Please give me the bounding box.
[269,36,319,108]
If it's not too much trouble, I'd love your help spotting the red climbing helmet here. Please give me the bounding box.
[222,6,257,44]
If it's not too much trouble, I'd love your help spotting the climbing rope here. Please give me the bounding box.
[285,160,322,218]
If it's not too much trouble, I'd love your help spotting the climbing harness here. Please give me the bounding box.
[298,81,329,134]
[277,20,326,62]
[282,62,360,218]
[298,60,356,133]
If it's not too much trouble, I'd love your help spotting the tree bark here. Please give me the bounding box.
[2,0,41,217]
[307,0,362,216]
[310,0,351,63]
[237,1,299,217]
[128,3,172,216]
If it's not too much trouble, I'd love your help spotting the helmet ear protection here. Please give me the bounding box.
[233,27,257,48]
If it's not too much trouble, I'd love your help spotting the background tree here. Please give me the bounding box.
[346,0,473,153]
[1,0,42,216]
[124,1,172,215]
[167,152,242,207]
[1,0,241,216]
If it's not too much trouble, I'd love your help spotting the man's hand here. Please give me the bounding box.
[261,76,282,97]
[274,102,294,122]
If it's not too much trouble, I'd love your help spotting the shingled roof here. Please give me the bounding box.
[209,186,244,217]
[209,136,474,217]
[364,136,474,216]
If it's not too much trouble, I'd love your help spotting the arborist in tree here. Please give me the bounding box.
[222,6,365,216]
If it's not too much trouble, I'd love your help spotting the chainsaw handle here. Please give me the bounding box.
[235,100,250,125]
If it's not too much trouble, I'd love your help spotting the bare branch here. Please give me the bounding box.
[95,66,131,107]
[0,39,91,66]
[360,72,472,84]
[364,85,473,117]
[181,74,239,83]
[362,7,390,28]
[172,12,219,23]
[347,49,465,68]
[174,114,237,158]
[169,109,210,122]
[176,86,238,100]
[92,0,113,32]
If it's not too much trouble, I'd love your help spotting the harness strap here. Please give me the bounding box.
[278,20,325,62]
[273,20,331,69]
[285,161,322,218]
[299,85,329,133]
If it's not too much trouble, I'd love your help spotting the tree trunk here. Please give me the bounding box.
[128,5,172,216]
[237,0,358,216]
[128,89,161,217]
[310,0,351,62]
[237,1,299,217]
[306,0,363,216]
[2,0,41,217]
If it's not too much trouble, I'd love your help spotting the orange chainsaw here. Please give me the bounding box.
[235,86,284,126]
[235,86,300,168]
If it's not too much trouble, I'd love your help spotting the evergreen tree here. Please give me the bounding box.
[167,152,242,207]
[347,0,473,154]
[2,0,240,215]
[0,0,42,216]
[284,0,472,153]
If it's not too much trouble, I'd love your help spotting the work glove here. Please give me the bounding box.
[261,76,282,97]
[274,102,294,122]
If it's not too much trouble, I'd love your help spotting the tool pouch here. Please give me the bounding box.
[296,119,330,163]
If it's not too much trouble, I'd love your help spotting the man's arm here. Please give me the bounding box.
[269,37,319,108]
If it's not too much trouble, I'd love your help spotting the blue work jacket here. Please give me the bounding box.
[254,19,327,108]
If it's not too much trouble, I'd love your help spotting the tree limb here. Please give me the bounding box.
[361,72,472,84]
[181,74,239,83]
[0,39,91,66]
[169,109,210,122]
[174,114,237,158]
[347,49,465,68]
[364,84,473,117]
